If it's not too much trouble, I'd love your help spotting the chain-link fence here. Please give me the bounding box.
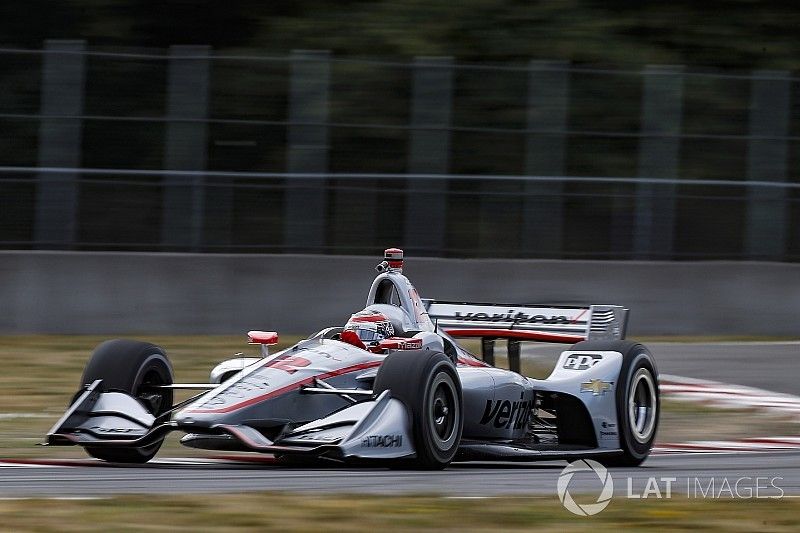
[1,41,798,260]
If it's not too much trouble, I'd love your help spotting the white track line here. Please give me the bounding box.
[0,462,55,468]
[0,413,55,420]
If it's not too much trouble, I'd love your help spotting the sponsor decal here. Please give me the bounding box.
[479,393,533,430]
[563,353,602,370]
[267,355,312,374]
[599,419,618,438]
[379,337,423,350]
[293,433,343,443]
[580,379,613,396]
[454,310,572,325]
[89,426,140,434]
[361,434,403,448]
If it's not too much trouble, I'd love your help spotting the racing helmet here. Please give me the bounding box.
[344,309,395,344]
[362,304,412,336]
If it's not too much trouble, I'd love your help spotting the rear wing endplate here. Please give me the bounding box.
[423,300,628,343]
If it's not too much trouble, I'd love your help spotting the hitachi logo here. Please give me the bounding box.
[454,311,571,325]
[362,434,403,448]
[479,395,533,430]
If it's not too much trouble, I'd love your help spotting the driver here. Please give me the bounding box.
[340,309,395,351]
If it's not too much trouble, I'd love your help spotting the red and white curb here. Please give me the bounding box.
[654,437,800,454]
[659,374,800,420]
[656,374,800,453]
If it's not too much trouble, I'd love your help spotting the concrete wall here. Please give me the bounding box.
[1,251,797,336]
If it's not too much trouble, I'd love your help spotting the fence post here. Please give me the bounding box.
[404,57,453,255]
[34,40,86,249]
[523,60,569,257]
[633,65,684,259]
[284,50,330,253]
[160,45,211,251]
[745,70,790,260]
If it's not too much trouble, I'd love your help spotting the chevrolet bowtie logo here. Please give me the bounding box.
[580,379,613,396]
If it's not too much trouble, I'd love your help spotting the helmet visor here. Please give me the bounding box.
[352,326,382,342]
[344,321,393,343]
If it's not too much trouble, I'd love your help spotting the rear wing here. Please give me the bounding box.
[423,300,628,343]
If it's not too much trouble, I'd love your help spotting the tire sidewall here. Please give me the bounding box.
[418,358,463,464]
[616,347,659,461]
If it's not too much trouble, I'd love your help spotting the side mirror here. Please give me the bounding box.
[248,331,279,357]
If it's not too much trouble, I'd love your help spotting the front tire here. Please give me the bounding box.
[79,339,174,463]
[373,350,463,469]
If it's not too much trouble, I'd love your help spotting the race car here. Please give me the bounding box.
[44,248,659,469]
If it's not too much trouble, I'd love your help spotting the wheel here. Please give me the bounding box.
[373,350,463,469]
[571,340,659,467]
[79,339,174,463]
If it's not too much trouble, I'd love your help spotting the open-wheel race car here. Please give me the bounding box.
[45,248,659,469]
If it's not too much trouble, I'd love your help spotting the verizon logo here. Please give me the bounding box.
[453,311,573,325]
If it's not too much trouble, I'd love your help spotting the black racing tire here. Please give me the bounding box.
[373,350,463,470]
[570,340,659,467]
[79,339,174,464]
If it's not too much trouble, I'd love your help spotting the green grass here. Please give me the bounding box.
[0,334,305,413]
[657,399,799,443]
[0,493,797,532]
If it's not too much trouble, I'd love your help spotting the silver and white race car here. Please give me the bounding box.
[45,248,659,469]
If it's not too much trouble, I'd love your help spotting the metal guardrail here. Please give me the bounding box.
[3,165,800,188]
[1,41,798,260]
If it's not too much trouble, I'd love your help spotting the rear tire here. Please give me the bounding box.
[79,339,174,463]
[373,350,463,469]
[570,340,659,467]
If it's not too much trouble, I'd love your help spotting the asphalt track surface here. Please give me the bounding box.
[2,342,798,497]
[0,452,797,497]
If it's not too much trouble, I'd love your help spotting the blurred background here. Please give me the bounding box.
[0,1,798,335]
